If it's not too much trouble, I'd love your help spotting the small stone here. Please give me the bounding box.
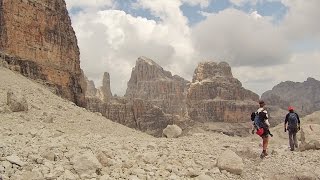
[197,174,214,180]
[0,165,4,173]
[43,116,54,123]
[128,175,140,180]
[41,151,56,161]
[210,167,220,174]
[6,155,26,166]
[1,161,12,169]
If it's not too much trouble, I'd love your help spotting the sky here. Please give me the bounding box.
[65,0,320,96]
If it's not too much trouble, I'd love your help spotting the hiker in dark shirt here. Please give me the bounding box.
[284,106,301,151]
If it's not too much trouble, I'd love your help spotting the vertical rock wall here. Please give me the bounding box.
[0,0,85,106]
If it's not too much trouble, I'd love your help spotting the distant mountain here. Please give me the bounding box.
[262,77,320,115]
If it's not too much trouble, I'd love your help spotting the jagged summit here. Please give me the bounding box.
[128,56,175,83]
[192,61,233,82]
[125,57,189,115]
[137,56,160,66]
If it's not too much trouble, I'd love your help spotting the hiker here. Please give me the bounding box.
[284,106,301,151]
[251,112,273,137]
[253,100,271,159]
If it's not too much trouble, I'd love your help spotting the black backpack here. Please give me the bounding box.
[288,112,298,129]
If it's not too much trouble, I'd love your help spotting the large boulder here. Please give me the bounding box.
[163,124,182,138]
[299,124,320,151]
[72,151,102,177]
[7,90,28,112]
[217,149,244,175]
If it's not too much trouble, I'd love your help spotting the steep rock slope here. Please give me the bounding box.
[0,0,86,106]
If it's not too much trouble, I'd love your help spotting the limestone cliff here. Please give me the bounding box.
[85,65,186,137]
[0,0,85,106]
[125,56,189,115]
[85,59,261,135]
[187,62,259,122]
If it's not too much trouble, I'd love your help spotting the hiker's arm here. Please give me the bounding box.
[265,119,270,127]
[284,114,288,131]
[296,113,301,124]
[264,111,270,126]
[296,113,301,130]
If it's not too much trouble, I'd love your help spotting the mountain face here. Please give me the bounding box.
[125,56,189,115]
[85,58,260,136]
[187,62,259,122]
[0,0,86,106]
[85,58,190,137]
[262,77,320,115]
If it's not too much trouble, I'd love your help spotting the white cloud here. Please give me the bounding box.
[71,1,195,95]
[229,0,261,6]
[192,8,289,67]
[250,11,262,19]
[281,0,320,41]
[233,51,320,95]
[182,0,211,8]
[65,0,114,11]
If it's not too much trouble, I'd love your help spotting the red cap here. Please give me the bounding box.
[288,106,294,111]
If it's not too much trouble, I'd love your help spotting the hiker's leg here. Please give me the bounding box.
[293,131,298,148]
[289,130,294,150]
[260,136,269,158]
[262,136,269,154]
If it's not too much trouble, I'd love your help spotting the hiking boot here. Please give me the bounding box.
[260,151,268,159]
[290,148,294,151]
[260,153,265,159]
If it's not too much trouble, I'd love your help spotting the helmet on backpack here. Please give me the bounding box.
[288,106,294,111]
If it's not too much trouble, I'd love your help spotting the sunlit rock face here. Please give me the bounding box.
[0,0,86,106]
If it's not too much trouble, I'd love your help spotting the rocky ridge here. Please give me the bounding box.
[0,0,86,106]
[262,77,320,116]
[85,58,260,136]
[1,67,320,179]
[85,58,190,137]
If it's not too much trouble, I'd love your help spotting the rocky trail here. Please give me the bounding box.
[1,67,320,179]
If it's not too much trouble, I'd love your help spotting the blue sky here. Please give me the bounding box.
[66,0,320,96]
[110,0,288,25]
